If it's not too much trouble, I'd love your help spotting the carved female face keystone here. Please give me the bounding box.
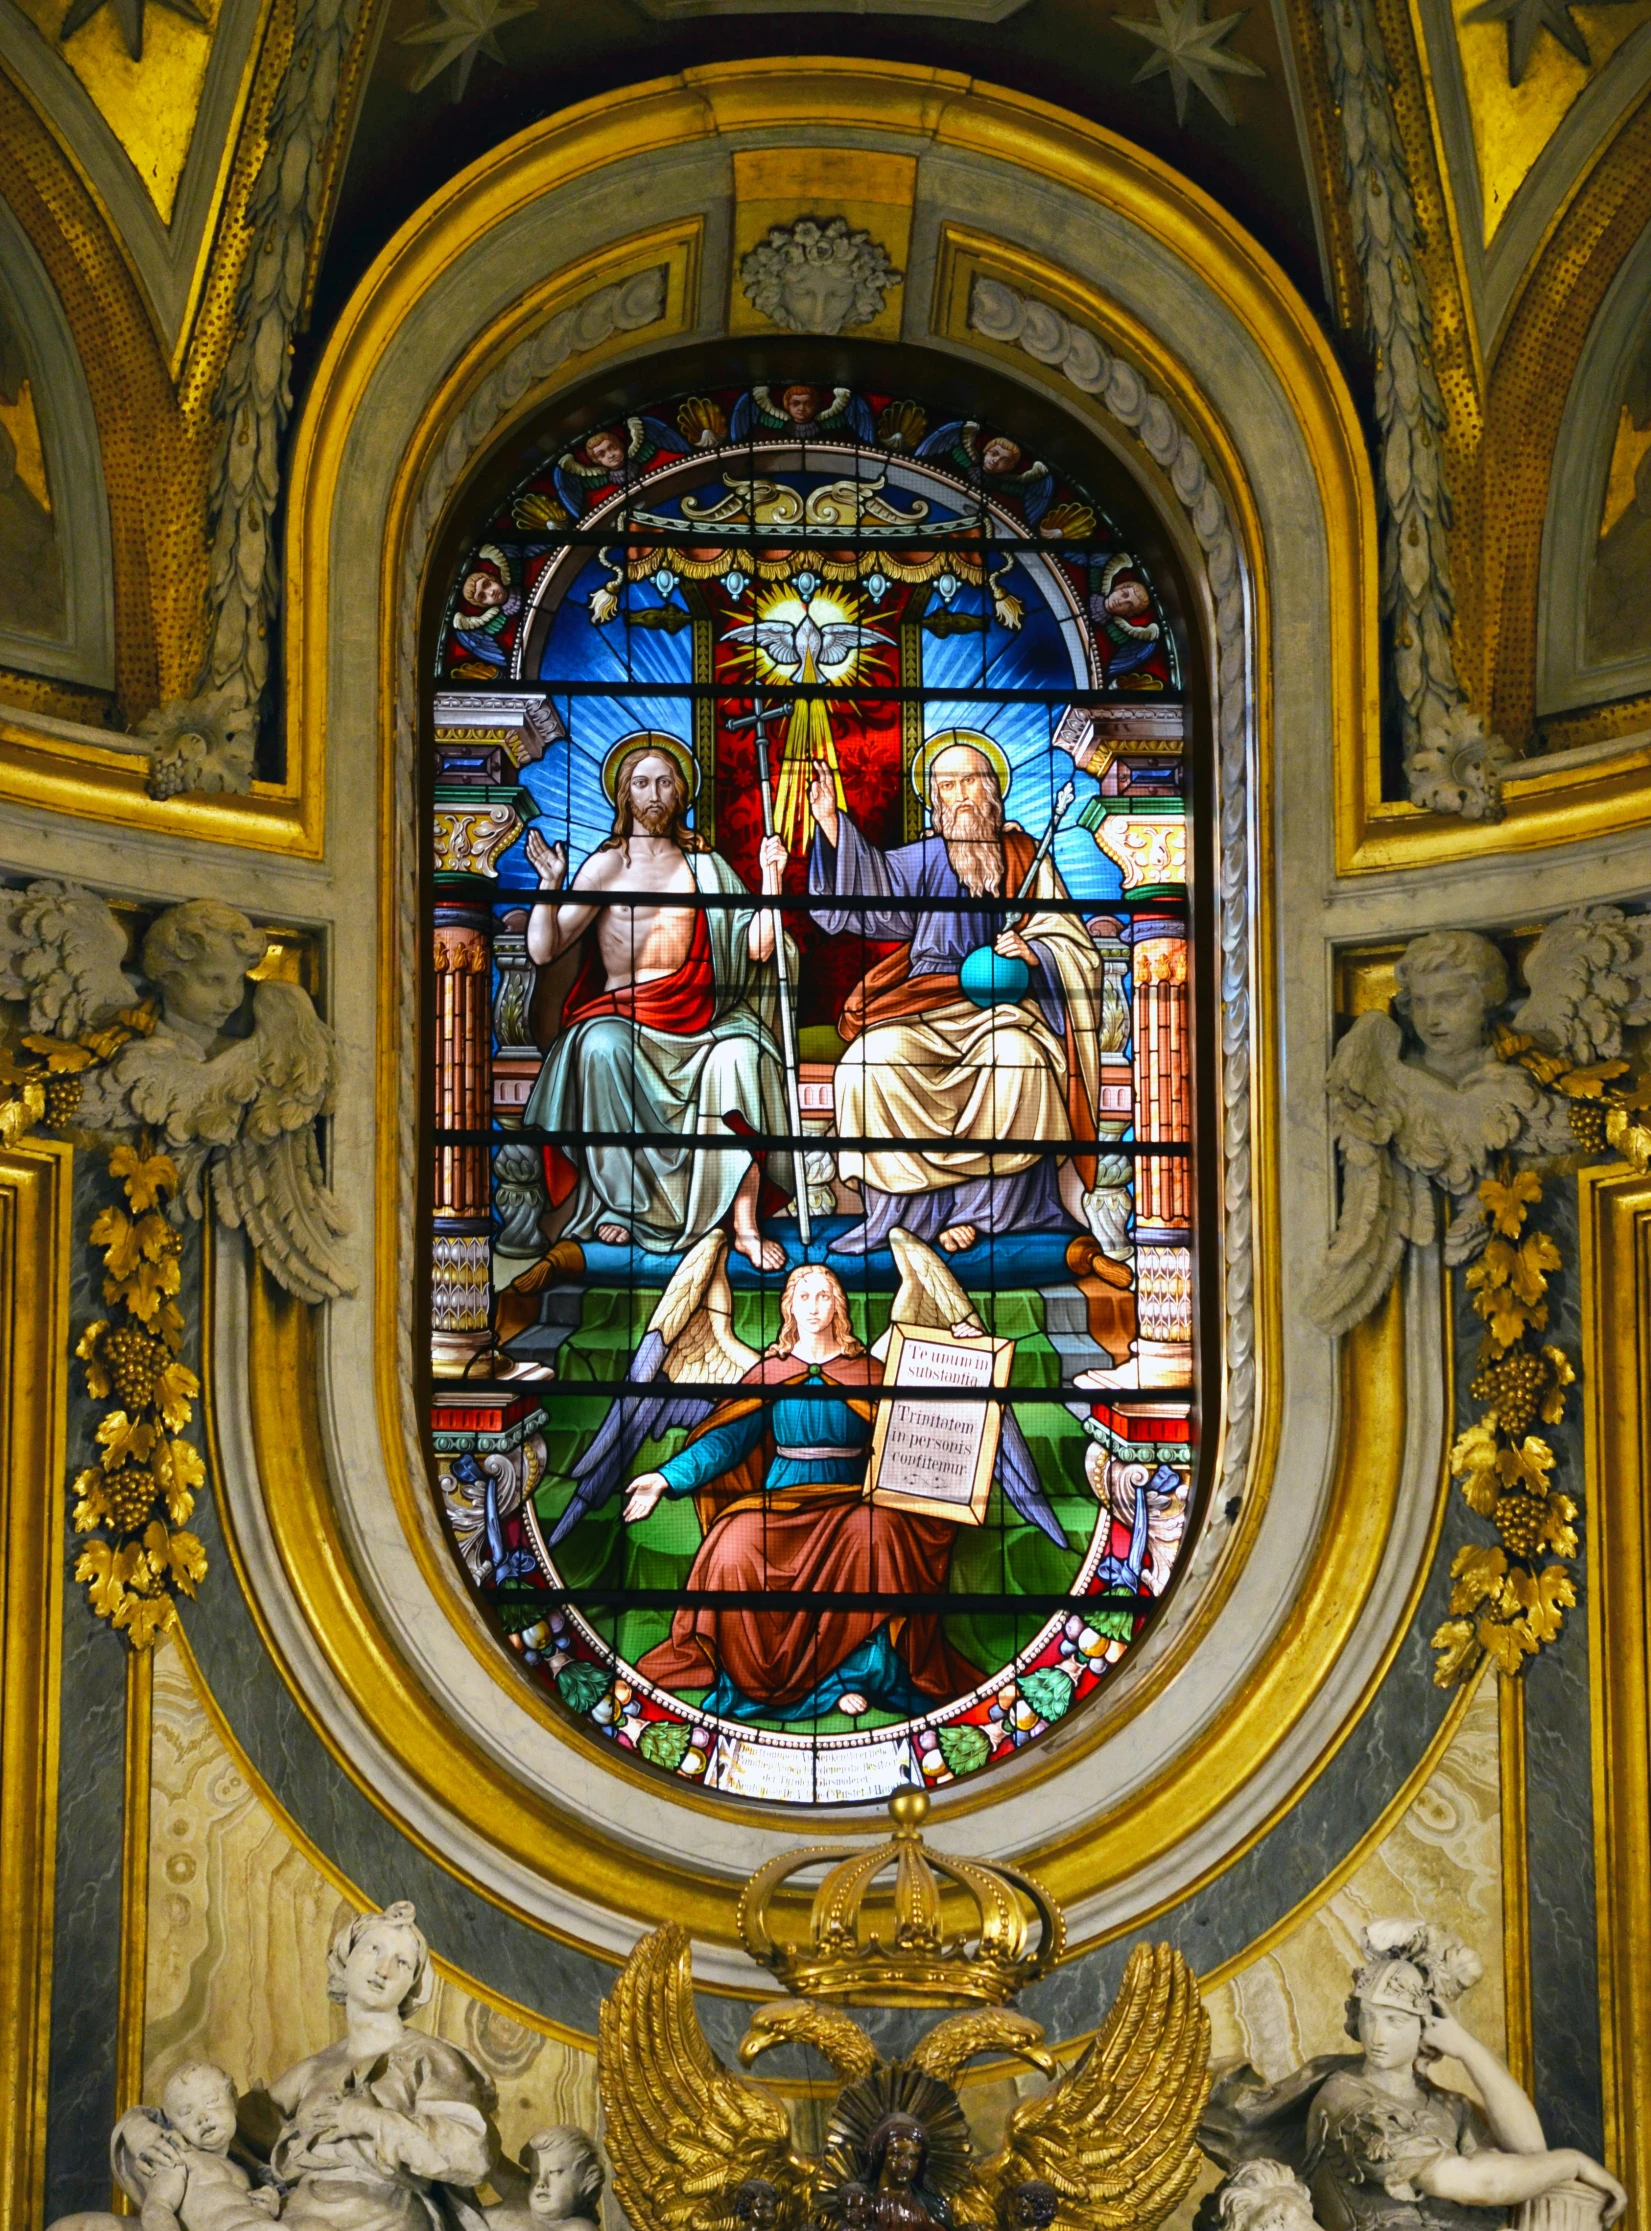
[738,218,902,337]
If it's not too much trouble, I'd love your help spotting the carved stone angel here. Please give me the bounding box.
[0,880,356,1305]
[1309,909,1651,1335]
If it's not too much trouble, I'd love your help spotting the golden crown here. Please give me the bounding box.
[736,1790,1065,2008]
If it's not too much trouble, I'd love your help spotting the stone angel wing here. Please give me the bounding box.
[955,1942,1211,2231]
[85,978,356,1307]
[1306,1011,1437,1337]
[0,876,140,1039]
[545,1230,758,1547]
[883,1225,1064,1547]
[1514,902,1651,1067]
[601,1923,818,2231]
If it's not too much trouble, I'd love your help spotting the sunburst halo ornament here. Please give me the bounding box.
[726,587,895,851]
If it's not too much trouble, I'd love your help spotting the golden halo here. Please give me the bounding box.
[601,730,701,803]
[910,727,1012,804]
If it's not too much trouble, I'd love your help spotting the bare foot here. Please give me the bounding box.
[596,1222,630,1246]
[938,1223,977,1253]
[836,1692,869,1717]
[733,1228,787,1271]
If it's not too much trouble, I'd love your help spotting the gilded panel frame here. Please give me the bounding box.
[1578,1159,1651,2230]
[0,1138,73,2231]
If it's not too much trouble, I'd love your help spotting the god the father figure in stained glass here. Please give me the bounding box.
[809,734,1106,1254]
[523,734,792,1268]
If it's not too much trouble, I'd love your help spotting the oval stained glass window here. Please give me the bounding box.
[427,373,1204,1806]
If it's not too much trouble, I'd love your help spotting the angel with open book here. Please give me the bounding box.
[543,1227,1065,1724]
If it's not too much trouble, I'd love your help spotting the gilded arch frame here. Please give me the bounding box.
[251,59,1450,1972]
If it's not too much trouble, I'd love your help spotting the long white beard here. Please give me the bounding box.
[936,797,1005,896]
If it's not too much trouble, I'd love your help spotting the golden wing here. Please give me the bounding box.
[600,1924,817,2231]
[955,1943,1211,2231]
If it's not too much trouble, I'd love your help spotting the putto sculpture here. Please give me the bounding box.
[0,878,354,1304]
[1310,905,1651,1333]
[1200,1919,1626,2231]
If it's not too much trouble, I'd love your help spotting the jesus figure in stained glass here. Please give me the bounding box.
[522,735,792,1269]
[809,737,1106,1255]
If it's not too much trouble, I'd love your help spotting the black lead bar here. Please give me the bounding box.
[503,1589,1150,1613]
[434,1129,1191,1154]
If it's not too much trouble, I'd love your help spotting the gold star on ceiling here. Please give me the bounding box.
[1462,0,1633,84]
[397,0,537,100]
[58,0,207,63]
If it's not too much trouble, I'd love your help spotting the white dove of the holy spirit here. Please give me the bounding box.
[726,595,895,680]
[725,591,897,850]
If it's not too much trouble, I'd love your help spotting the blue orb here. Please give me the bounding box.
[959,944,1030,1008]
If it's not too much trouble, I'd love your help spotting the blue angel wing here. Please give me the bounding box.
[729,389,770,441]
[637,414,691,458]
[824,391,876,443]
[546,1335,716,1548]
[994,1408,1066,1546]
[544,1233,758,1549]
[554,461,596,517]
[1018,470,1055,529]
[917,418,971,463]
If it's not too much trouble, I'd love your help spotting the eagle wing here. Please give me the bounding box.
[955,1943,1211,2231]
[601,1925,817,2231]
[546,1231,759,1547]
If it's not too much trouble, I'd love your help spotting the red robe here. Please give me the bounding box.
[637,1353,981,1712]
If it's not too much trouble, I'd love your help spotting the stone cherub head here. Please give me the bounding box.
[1214,2160,1319,2231]
[738,217,901,336]
[141,898,267,1045]
[525,2126,605,2227]
[158,2059,242,2157]
[1391,930,1508,1085]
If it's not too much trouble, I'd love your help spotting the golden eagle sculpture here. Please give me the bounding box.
[598,1796,1211,2231]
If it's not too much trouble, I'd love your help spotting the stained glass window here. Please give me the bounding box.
[428,375,1202,1806]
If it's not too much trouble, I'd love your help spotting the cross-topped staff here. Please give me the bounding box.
[727,698,812,1246]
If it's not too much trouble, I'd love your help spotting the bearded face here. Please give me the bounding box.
[933,785,1005,895]
[630,784,681,834]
